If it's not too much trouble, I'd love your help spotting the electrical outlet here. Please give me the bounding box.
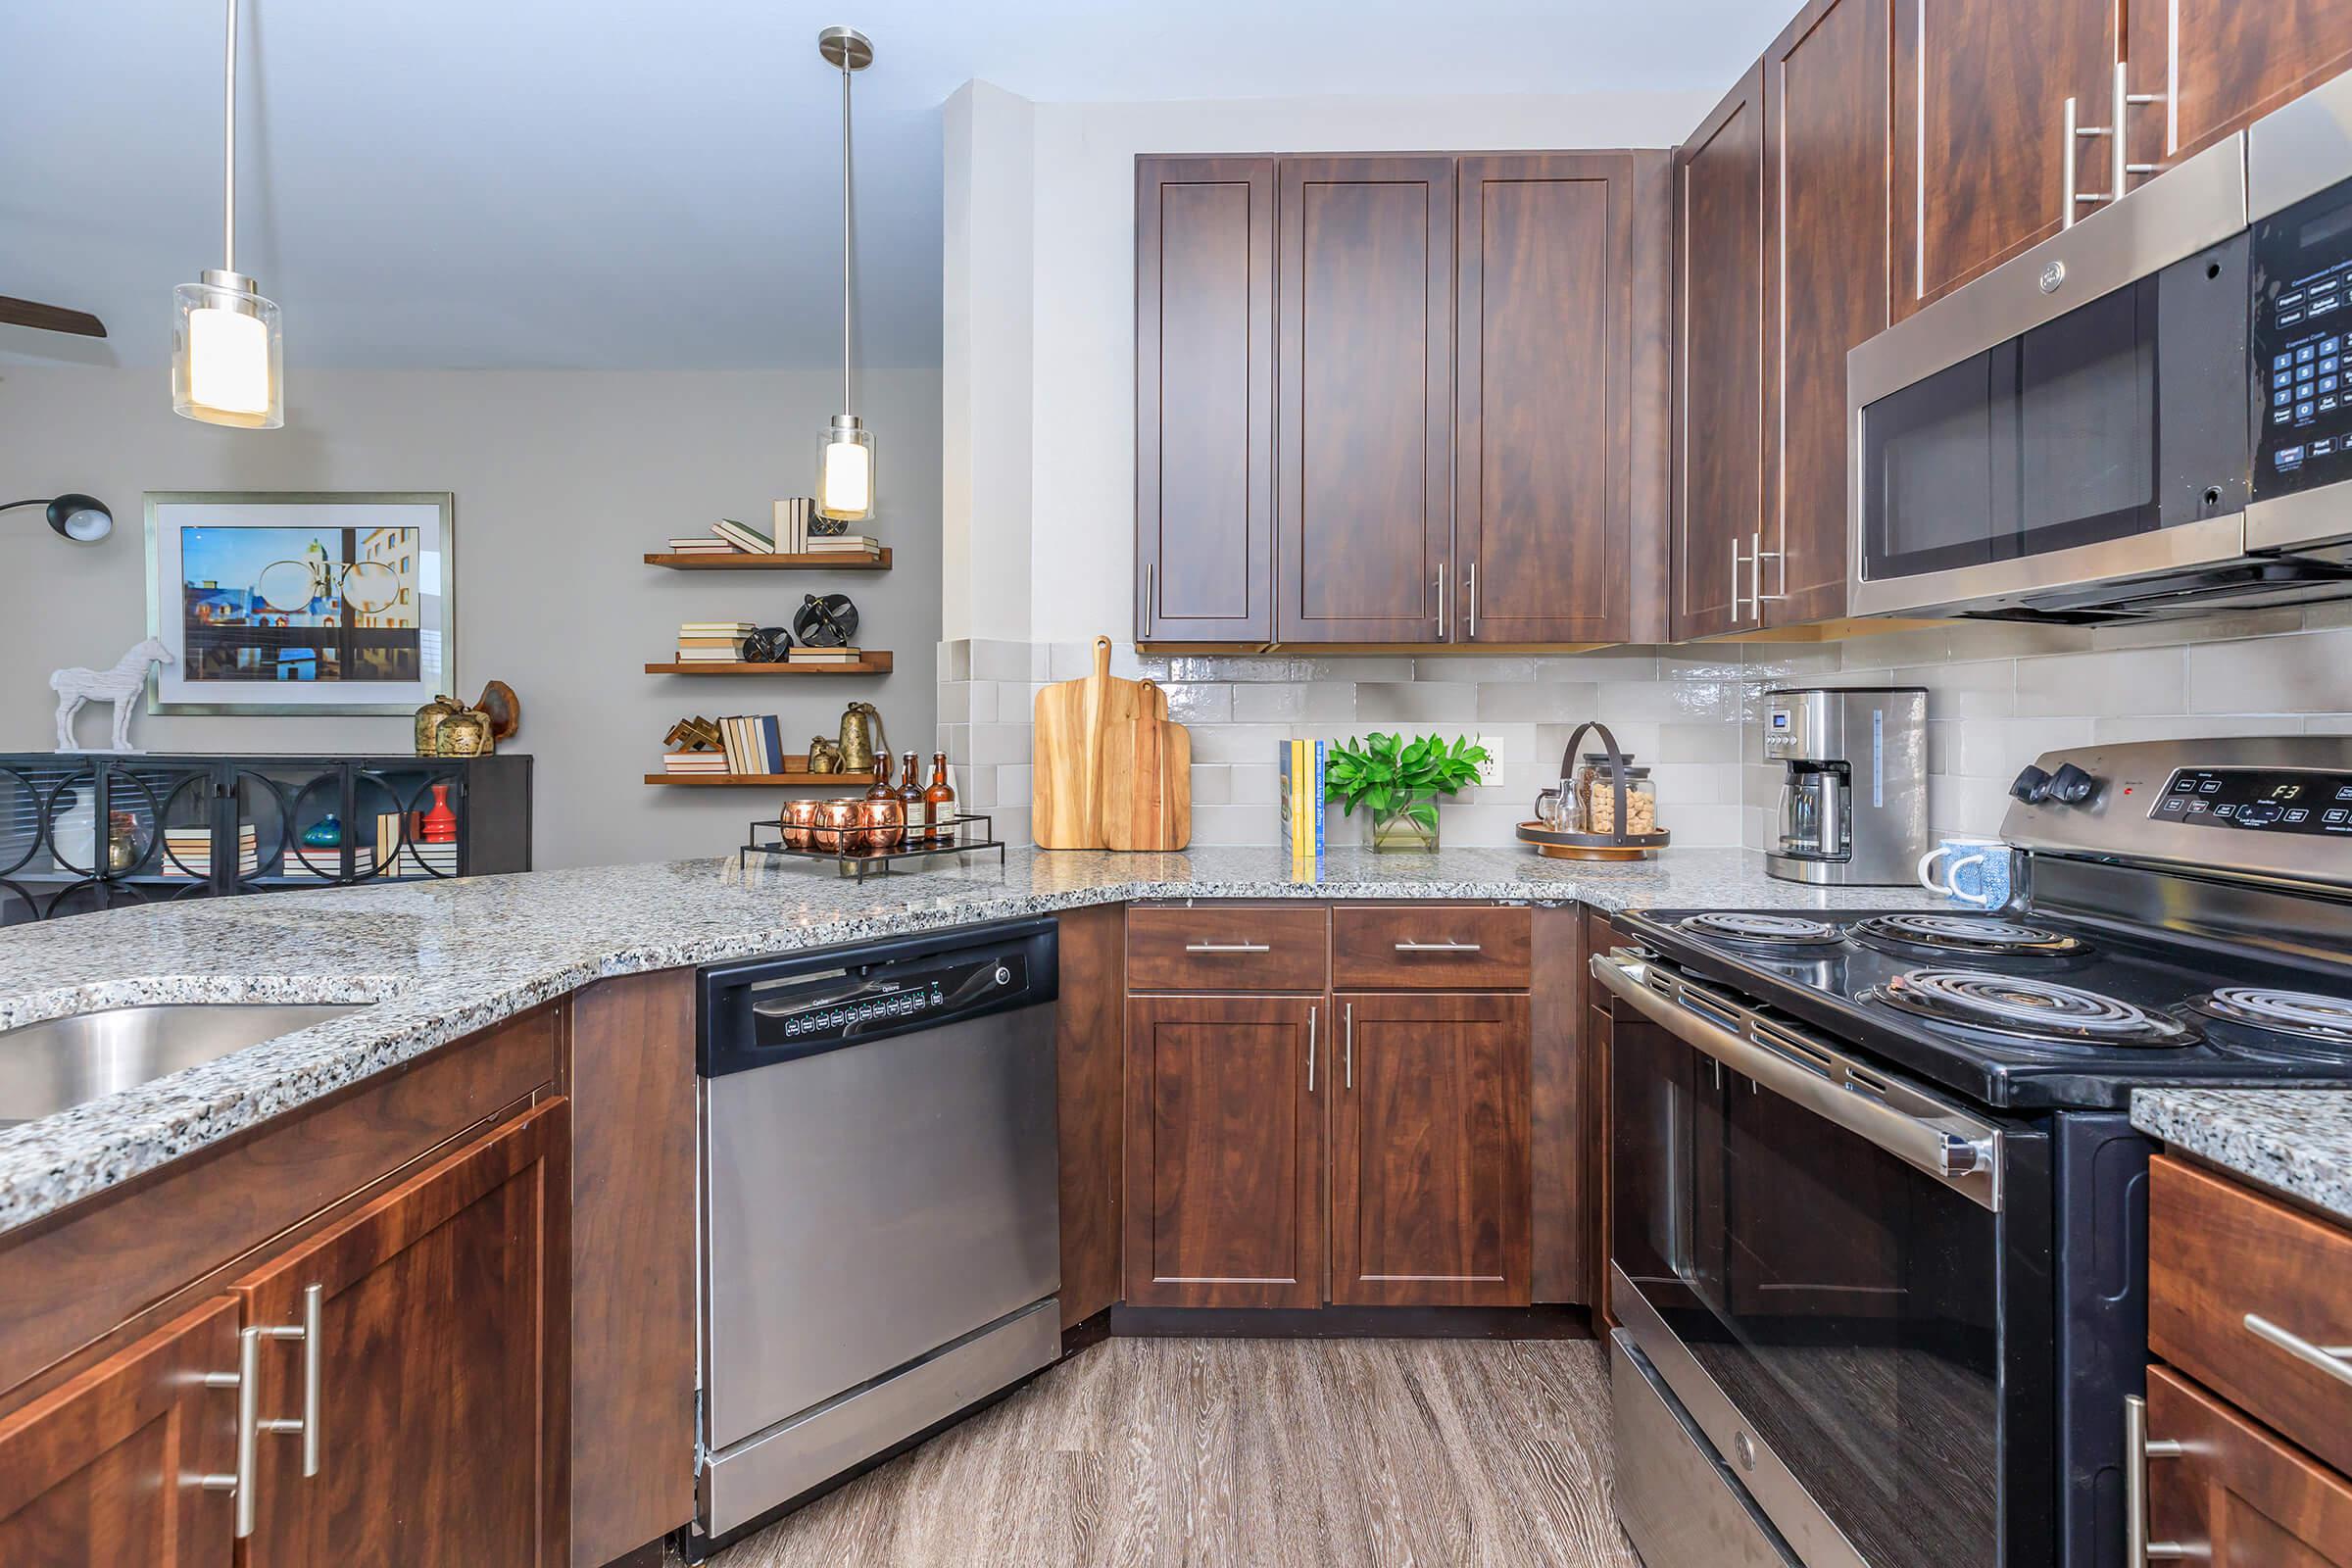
[1474,734,1503,788]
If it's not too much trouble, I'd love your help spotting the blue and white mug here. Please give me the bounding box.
[1917,835,2018,909]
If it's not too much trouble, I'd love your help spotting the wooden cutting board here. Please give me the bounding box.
[1098,679,1191,851]
[1032,637,1191,850]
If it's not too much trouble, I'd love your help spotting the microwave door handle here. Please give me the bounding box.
[1590,953,2004,1211]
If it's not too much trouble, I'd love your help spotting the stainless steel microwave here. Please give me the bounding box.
[1848,73,2352,621]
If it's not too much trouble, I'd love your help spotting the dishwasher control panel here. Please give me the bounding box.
[698,920,1056,1076]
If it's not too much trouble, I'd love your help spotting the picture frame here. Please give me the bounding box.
[144,492,456,715]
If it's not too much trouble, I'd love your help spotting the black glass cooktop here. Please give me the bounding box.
[1613,906,2352,1110]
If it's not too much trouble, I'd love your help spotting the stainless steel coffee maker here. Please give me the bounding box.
[1762,686,1930,885]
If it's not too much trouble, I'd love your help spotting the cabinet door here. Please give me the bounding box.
[1674,65,1768,642]
[1762,0,1889,627]
[2146,1364,2352,1567]
[0,1298,240,1566]
[1277,155,1454,644]
[2125,4,2352,188]
[1136,156,1277,642]
[1331,992,1530,1307]
[1456,153,1669,644]
[1892,0,2114,318]
[1123,995,1323,1308]
[239,1102,568,1568]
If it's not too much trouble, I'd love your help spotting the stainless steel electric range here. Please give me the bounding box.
[1595,738,2352,1568]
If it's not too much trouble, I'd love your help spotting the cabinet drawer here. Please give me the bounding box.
[2150,1155,2352,1477]
[1332,905,1531,990]
[2145,1363,2352,1567]
[1127,906,1329,992]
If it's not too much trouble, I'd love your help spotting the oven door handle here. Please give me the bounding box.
[1592,952,2004,1211]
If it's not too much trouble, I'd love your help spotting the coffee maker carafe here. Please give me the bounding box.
[1763,686,1929,885]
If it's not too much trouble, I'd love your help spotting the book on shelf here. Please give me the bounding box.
[673,648,745,662]
[663,538,736,553]
[802,535,882,556]
[679,620,755,633]
[375,812,459,873]
[710,517,775,554]
[715,714,787,775]
[787,647,863,664]
[771,497,815,554]
[662,753,730,773]
[1278,740,1326,861]
[162,824,259,877]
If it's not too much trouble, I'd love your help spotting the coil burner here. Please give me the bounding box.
[1845,912,2089,961]
[2184,986,2352,1062]
[1864,969,2193,1048]
[1674,911,1845,950]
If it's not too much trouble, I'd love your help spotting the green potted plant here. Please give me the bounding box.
[1324,732,1490,853]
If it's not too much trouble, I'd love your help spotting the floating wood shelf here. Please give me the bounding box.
[645,653,894,676]
[645,771,881,788]
[645,550,891,570]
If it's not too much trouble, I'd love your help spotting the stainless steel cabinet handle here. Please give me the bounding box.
[1344,1001,1353,1089]
[2113,61,2161,193]
[1436,562,1448,640]
[1394,940,1483,953]
[1731,535,1755,620]
[1467,560,1479,640]
[1307,1004,1316,1093]
[198,1328,261,1537]
[2243,1312,2352,1388]
[1144,563,1155,639]
[1184,941,1270,954]
[2124,1394,2190,1563]
[2065,93,2116,222]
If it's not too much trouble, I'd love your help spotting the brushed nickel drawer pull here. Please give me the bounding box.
[1394,940,1483,953]
[1184,941,1271,954]
[2124,1394,2189,1563]
[198,1327,261,1537]
[1306,1004,1316,1094]
[2244,1312,2352,1388]
[1344,1001,1353,1089]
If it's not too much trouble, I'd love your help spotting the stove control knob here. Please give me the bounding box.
[2009,764,2053,805]
[2047,763,2099,806]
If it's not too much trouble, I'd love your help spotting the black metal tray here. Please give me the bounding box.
[739,812,1006,881]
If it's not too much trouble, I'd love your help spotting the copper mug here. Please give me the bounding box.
[811,798,863,854]
[779,798,820,851]
[859,796,906,853]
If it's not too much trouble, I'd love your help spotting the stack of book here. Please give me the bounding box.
[710,517,775,554]
[376,813,459,877]
[787,646,865,665]
[717,714,788,774]
[275,845,338,880]
[661,752,731,775]
[662,535,737,556]
[771,498,817,553]
[1278,740,1327,861]
[802,533,883,561]
[162,824,260,879]
[677,621,754,662]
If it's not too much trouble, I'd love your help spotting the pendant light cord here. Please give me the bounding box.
[221,0,238,273]
[840,55,854,416]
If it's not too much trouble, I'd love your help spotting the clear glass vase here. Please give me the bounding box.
[1368,791,1441,853]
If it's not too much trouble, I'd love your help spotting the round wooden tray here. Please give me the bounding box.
[1516,820,1671,860]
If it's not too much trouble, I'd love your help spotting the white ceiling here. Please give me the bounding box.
[0,0,1786,372]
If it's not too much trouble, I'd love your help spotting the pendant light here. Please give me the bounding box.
[815,25,875,521]
[172,0,282,428]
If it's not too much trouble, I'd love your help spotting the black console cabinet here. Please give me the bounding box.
[0,753,531,924]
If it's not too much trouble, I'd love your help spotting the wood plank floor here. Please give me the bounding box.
[706,1337,1642,1568]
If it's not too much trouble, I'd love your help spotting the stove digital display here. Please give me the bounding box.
[2150,768,2352,833]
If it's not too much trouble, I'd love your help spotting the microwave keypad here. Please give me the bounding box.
[2252,185,2352,497]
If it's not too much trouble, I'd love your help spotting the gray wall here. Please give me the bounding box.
[0,366,941,868]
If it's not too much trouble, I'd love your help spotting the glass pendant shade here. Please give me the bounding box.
[172,272,282,428]
[817,415,874,521]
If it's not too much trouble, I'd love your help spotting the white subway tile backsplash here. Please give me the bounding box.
[1892,659,2015,719]
[1156,683,1234,724]
[1232,682,1357,722]
[2013,647,2180,717]
[2088,713,2291,743]
[1416,656,1538,683]
[1474,681,1599,722]
[1657,720,1743,763]
[1951,717,2096,778]
[2187,628,2352,713]
[1356,682,1478,722]
[1190,723,1296,763]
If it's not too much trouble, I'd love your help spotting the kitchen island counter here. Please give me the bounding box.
[0,844,1932,1234]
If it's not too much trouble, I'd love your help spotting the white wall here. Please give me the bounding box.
[0,366,941,868]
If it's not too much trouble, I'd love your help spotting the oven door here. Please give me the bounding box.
[1596,951,2052,1568]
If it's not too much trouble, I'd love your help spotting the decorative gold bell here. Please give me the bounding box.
[837,702,887,776]
[414,695,459,757]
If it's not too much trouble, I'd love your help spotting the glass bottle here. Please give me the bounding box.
[924,753,957,846]
[897,752,927,844]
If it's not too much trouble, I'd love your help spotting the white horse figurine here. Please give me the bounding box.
[52,638,173,754]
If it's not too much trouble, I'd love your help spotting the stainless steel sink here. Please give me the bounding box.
[0,1003,370,1129]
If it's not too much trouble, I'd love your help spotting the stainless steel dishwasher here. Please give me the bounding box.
[690,919,1060,1556]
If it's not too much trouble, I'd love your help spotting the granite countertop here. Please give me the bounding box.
[2131,1088,2352,1226]
[0,844,1929,1236]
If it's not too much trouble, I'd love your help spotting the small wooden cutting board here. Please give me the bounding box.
[1098,678,1191,851]
[1032,636,1191,850]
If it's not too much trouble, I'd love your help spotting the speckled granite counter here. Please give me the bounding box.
[2131,1089,2352,1225]
[0,844,1935,1236]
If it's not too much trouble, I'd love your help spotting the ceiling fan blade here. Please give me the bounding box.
[0,296,108,339]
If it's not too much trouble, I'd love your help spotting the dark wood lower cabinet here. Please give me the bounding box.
[1331,992,1531,1307]
[0,1297,240,1565]
[1124,994,1323,1309]
[240,1101,569,1568]
[2147,1364,2352,1566]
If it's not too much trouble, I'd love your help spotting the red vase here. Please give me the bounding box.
[421,782,459,844]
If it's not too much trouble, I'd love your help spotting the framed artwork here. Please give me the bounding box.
[145,492,455,715]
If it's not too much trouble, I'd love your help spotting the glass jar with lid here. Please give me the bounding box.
[1573,753,1659,838]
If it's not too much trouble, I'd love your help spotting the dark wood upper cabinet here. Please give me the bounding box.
[1892,0,2114,319]
[1761,0,1889,627]
[1330,992,1531,1307]
[0,1298,239,1566]
[1123,994,1324,1309]
[1456,153,1672,644]
[2125,2,2352,190]
[1136,156,1277,642]
[1674,64,1769,642]
[1276,155,1455,644]
[239,1102,569,1568]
